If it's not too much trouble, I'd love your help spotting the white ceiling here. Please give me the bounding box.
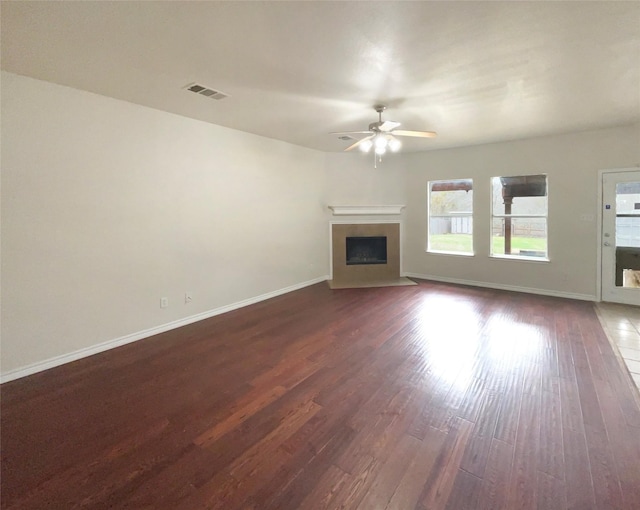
[2,1,639,152]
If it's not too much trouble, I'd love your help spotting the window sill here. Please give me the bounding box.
[427,250,475,257]
[490,254,550,263]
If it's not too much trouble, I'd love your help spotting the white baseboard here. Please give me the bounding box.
[403,272,597,302]
[1,276,330,384]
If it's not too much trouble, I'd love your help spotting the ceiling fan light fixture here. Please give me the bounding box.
[359,139,373,152]
[374,134,388,149]
[388,136,401,152]
[375,145,387,156]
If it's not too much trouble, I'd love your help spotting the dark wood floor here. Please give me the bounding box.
[2,280,640,509]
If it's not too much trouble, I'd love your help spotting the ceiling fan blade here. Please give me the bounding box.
[329,130,374,136]
[344,134,374,152]
[392,129,437,138]
[378,120,401,132]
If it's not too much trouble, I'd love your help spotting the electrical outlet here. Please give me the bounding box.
[160,297,169,308]
[185,292,193,304]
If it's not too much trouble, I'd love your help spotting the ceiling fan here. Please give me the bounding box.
[331,105,437,157]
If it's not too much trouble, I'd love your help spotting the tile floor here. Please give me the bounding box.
[596,302,640,391]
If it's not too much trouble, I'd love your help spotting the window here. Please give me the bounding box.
[491,175,548,259]
[428,179,473,255]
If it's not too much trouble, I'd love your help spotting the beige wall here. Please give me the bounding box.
[324,152,405,206]
[2,70,639,379]
[1,72,329,376]
[402,124,640,299]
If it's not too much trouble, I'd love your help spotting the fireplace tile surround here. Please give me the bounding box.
[330,222,401,286]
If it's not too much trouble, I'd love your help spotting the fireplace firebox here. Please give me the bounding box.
[346,236,387,265]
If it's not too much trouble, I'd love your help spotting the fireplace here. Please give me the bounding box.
[346,236,387,265]
[330,223,400,285]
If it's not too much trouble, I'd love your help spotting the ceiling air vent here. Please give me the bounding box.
[184,83,229,100]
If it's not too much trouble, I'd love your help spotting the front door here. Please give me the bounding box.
[601,169,640,305]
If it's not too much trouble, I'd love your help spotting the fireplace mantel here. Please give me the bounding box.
[328,205,405,216]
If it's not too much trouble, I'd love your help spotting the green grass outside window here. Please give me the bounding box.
[429,234,547,255]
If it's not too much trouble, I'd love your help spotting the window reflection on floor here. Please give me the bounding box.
[485,316,545,365]
[415,294,481,391]
[413,292,546,396]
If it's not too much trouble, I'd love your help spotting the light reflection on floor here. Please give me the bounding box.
[485,315,545,364]
[414,294,482,391]
[412,292,546,395]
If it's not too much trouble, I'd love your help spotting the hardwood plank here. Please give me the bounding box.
[537,389,564,480]
[250,423,357,510]
[563,427,597,510]
[408,372,456,439]
[193,385,288,447]
[171,466,248,510]
[296,464,350,510]
[456,376,490,422]
[250,356,321,391]
[493,368,524,444]
[505,382,541,510]
[583,423,624,510]
[336,382,420,474]
[124,445,232,510]
[574,359,607,432]
[443,469,483,510]
[537,471,567,510]
[459,389,502,477]
[417,417,474,510]
[385,426,448,510]
[324,454,380,509]
[227,399,322,479]
[559,352,598,510]
[354,433,421,509]
[477,438,514,510]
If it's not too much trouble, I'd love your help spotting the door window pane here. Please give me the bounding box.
[615,182,640,287]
